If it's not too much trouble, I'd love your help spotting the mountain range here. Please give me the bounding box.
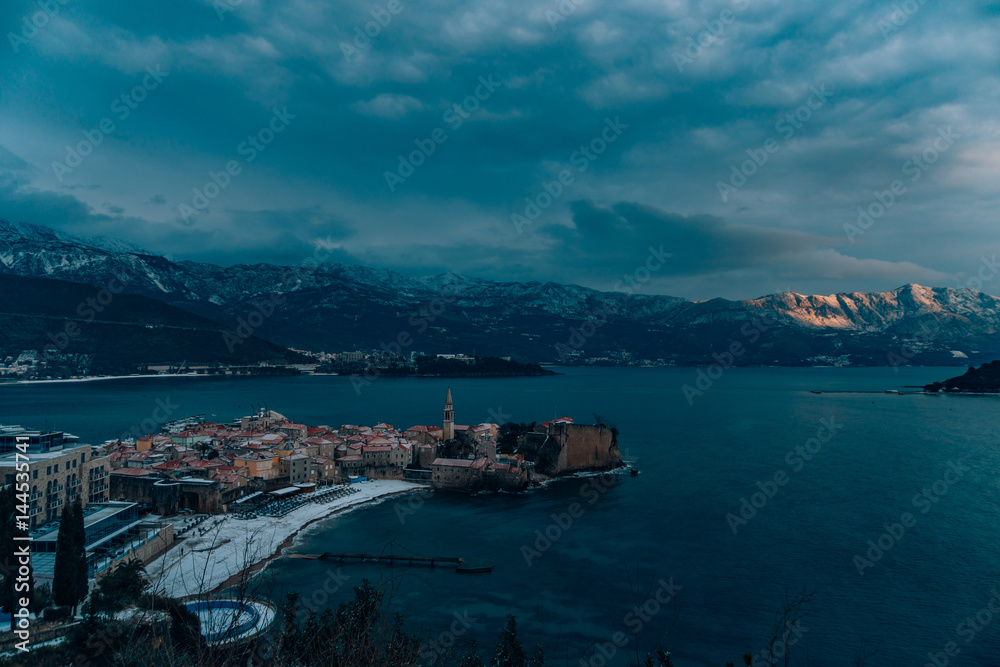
[2,220,999,368]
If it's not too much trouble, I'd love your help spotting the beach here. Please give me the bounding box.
[145,479,422,599]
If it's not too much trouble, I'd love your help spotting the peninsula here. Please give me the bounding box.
[2,388,627,602]
[923,360,1000,393]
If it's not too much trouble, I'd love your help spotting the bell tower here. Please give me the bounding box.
[443,387,454,441]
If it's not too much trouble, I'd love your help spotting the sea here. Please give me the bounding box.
[3,366,999,666]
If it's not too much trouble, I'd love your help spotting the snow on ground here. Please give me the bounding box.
[146,480,420,599]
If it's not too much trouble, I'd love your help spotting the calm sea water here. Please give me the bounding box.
[3,367,1000,666]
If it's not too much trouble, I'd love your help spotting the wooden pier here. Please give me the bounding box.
[288,552,494,572]
[323,552,463,566]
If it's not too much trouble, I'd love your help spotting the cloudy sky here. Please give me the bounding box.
[0,0,997,300]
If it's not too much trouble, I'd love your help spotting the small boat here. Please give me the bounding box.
[630,467,639,477]
[456,560,495,574]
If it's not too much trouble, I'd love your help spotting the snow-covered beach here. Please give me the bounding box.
[145,480,421,599]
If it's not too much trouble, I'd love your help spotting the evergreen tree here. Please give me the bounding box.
[53,501,87,608]
[460,640,485,667]
[491,614,526,667]
[71,499,89,603]
[461,650,486,667]
[528,644,545,667]
[91,559,146,611]
[53,505,74,606]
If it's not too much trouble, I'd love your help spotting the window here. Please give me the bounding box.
[32,470,38,479]
[72,460,77,468]
[54,464,59,473]
[46,466,51,475]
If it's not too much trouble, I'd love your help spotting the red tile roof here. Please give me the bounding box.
[111,468,154,477]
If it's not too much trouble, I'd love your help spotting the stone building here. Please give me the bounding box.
[280,453,311,484]
[520,421,622,475]
[109,474,223,514]
[431,457,526,491]
[431,458,484,489]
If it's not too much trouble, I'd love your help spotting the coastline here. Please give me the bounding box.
[145,480,423,599]
[0,373,211,386]
[206,486,420,596]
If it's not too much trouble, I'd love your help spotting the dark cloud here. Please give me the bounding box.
[0,0,994,299]
[554,200,831,275]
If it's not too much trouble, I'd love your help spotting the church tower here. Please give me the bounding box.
[443,387,454,441]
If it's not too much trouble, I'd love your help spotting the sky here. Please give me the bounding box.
[0,0,997,300]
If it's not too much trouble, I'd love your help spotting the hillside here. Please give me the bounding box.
[3,221,1000,366]
[0,273,304,375]
[924,361,1000,393]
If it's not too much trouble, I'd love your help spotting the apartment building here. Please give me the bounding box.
[0,440,111,528]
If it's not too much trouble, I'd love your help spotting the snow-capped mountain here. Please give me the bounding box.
[3,221,999,365]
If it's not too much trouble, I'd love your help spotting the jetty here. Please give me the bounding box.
[289,552,494,573]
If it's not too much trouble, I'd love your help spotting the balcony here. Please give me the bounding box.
[30,491,42,500]
[49,498,64,508]
[89,469,108,480]
[90,482,109,493]
[47,485,64,496]
[68,479,82,488]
